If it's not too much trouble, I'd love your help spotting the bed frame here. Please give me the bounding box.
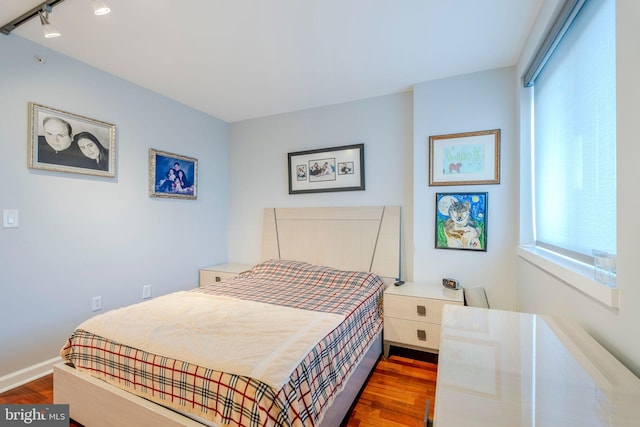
[54,205,401,426]
[261,206,400,281]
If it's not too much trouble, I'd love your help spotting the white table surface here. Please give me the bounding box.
[434,305,640,427]
[384,281,463,302]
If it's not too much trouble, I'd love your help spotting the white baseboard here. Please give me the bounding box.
[0,357,60,393]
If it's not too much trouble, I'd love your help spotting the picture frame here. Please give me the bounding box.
[28,102,116,177]
[429,129,500,186]
[435,192,487,251]
[149,148,197,200]
[288,143,365,194]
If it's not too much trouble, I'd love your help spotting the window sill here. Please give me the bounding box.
[517,245,618,309]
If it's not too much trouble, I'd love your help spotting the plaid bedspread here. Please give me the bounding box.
[60,259,384,426]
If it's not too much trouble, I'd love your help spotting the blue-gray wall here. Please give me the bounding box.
[228,93,415,276]
[0,36,230,378]
[412,68,519,310]
[228,67,520,314]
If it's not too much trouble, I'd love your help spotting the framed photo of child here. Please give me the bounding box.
[148,148,197,200]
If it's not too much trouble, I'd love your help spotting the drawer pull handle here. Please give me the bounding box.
[417,330,427,341]
[417,305,426,316]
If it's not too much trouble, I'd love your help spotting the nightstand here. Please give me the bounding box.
[199,263,253,287]
[383,282,463,357]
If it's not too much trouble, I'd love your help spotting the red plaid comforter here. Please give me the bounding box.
[60,259,384,426]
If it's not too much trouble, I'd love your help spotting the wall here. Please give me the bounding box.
[0,36,230,380]
[516,0,640,376]
[412,67,519,310]
[227,93,414,278]
[6,0,633,388]
[227,69,519,313]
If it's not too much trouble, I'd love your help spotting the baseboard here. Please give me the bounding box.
[0,357,60,393]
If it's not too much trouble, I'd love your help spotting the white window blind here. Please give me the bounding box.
[531,0,616,264]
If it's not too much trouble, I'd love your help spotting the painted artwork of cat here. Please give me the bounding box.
[444,200,481,248]
[436,193,487,251]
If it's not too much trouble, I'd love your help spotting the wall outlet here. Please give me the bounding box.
[92,296,102,312]
[142,284,152,299]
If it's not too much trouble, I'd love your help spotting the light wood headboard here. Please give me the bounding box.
[261,206,400,280]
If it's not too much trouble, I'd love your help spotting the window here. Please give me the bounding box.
[525,0,616,270]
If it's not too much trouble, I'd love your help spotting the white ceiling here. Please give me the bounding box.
[1,0,543,122]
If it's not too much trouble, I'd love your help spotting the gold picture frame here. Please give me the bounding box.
[429,129,500,186]
[148,148,197,200]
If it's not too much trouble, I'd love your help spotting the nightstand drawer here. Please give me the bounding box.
[383,282,463,357]
[199,270,239,285]
[385,294,447,324]
[199,263,253,287]
[384,318,441,350]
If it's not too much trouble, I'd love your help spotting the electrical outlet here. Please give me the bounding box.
[92,296,102,312]
[142,284,152,299]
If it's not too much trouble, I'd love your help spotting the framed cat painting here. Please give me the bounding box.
[435,192,487,251]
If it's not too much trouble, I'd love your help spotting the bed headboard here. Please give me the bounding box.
[261,206,400,280]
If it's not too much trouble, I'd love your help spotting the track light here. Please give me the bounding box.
[92,0,111,16]
[39,6,61,38]
[0,0,111,38]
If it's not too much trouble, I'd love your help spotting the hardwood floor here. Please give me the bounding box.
[344,350,438,427]
[0,374,54,405]
[0,349,437,427]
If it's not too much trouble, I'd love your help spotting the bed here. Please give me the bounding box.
[54,206,401,426]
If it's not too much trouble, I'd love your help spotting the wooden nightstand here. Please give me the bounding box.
[383,282,463,357]
[199,263,253,287]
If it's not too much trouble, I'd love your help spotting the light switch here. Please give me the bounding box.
[3,209,19,228]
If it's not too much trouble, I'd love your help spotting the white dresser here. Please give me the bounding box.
[199,263,253,287]
[434,305,640,426]
[383,282,463,357]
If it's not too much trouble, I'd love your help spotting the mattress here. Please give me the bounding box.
[60,259,384,426]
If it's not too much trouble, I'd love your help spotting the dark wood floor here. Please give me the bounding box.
[0,348,437,427]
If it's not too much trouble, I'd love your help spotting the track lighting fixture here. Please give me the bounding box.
[39,6,61,39]
[0,0,111,38]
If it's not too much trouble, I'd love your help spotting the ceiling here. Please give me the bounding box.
[1,0,543,122]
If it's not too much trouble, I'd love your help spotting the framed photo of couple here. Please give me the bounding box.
[148,148,198,200]
[27,102,116,177]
